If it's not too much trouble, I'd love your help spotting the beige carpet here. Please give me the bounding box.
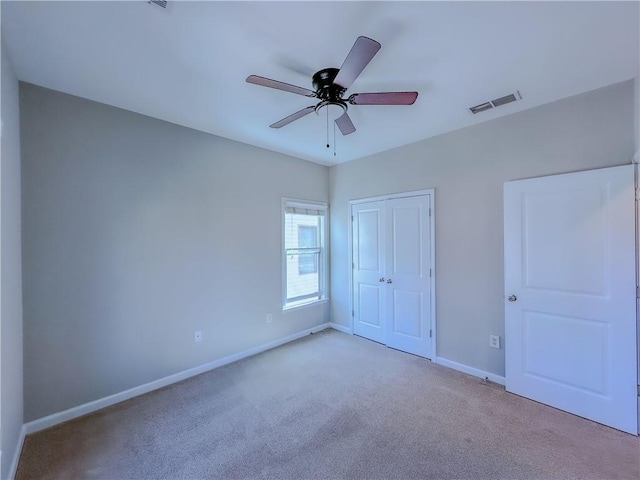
[16,329,640,479]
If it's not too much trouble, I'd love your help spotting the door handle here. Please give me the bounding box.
[387,279,393,284]
[508,294,517,302]
[379,277,385,282]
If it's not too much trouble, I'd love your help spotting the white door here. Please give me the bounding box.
[504,164,637,434]
[352,194,433,359]
[352,201,386,344]
[385,196,432,357]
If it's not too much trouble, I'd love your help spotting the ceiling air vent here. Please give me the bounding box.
[469,91,522,114]
[148,0,167,9]
[469,102,493,114]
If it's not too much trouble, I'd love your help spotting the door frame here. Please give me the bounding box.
[635,163,640,434]
[348,189,437,360]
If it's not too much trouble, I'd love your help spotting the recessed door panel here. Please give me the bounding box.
[391,206,421,276]
[358,210,381,272]
[358,284,382,328]
[392,290,422,338]
[523,188,608,296]
[522,311,608,394]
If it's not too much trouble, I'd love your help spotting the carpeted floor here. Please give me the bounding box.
[16,329,640,479]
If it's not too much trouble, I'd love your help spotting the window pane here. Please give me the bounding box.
[298,225,318,274]
[284,206,325,308]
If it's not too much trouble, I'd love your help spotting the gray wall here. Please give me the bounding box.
[21,84,329,422]
[15,75,640,428]
[329,80,635,377]
[1,39,24,479]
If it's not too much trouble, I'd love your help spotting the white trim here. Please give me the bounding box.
[349,189,437,359]
[350,189,436,204]
[429,192,437,360]
[347,199,354,332]
[329,322,352,334]
[281,197,328,212]
[8,425,26,480]
[282,298,329,314]
[636,163,640,436]
[24,324,331,436]
[436,356,506,386]
[635,164,640,387]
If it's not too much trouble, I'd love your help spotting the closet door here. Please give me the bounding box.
[352,194,433,359]
[385,196,432,358]
[352,201,386,344]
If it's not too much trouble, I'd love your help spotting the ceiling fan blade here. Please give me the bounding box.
[333,36,381,90]
[246,75,316,97]
[270,106,316,128]
[335,111,356,135]
[348,92,418,105]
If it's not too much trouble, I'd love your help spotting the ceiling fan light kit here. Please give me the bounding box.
[246,36,419,144]
[312,67,348,120]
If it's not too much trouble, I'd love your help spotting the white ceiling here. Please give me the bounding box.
[2,1,639,166]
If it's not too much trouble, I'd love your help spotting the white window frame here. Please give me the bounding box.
[282,198,328,311]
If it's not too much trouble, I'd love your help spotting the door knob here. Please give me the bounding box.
[508,294,517,302]
[379,277,385,282]
[387,279,393,284]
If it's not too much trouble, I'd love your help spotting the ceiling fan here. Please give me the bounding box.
[246,36,418,136]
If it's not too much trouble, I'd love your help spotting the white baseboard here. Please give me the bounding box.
[436,356,506,386]
[329,322,352,334]
[7,425,26,480]
[24,323,331,436]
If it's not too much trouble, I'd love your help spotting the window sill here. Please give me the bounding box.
[283,298,329,313]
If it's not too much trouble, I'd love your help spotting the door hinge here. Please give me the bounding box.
[429,268,432,278]
[352,310,354,317]
[352,262,355,269]
[635,188,640,201]
[637,286,640,299]
[429,329,432,338]
[637,384,640,396]
[351,215,354,222]
[429,208,432,217]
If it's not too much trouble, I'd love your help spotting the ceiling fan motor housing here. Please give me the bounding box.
[312,68,348,117]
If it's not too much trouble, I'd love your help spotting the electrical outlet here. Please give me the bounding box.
[194,330,202,343]
[266,313,272,324]
[489,335,500,349]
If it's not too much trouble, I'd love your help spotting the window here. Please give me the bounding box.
[283,199,327,309]
[297,225,318,275]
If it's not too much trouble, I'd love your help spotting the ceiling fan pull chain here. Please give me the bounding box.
[333,121,337,157]
[326,107,330,149]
